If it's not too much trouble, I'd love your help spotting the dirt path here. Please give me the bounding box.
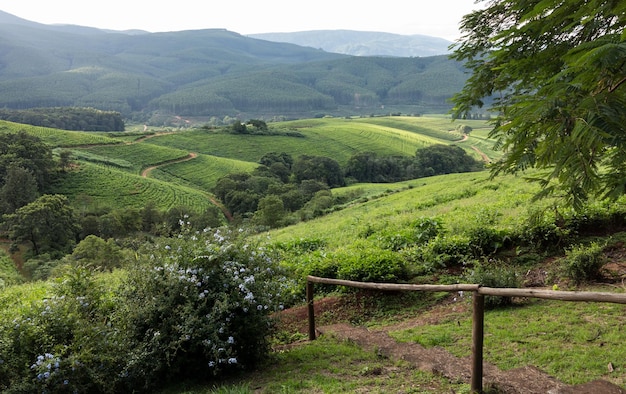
[470,145,491,163]
[319,323,625,393]
[278,297,625,394]
[140,152,198,178]
[459,133,491,163]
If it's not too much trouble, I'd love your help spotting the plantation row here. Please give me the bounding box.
[0,120,121,147]
[49,163,214,213]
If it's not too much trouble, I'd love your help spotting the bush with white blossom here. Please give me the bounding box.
[119,224,292,389]
[0,224,292,392]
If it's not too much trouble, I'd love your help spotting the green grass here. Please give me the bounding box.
[159,336,473,394]
[144,117,462,166]
[389,294,626,386]
[266,171,538,250]
[0,281,51,320]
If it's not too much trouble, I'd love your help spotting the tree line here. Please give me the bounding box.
[0,107,125,131]
[213,145,483,228]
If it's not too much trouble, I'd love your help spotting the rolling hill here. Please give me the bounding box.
[0,11,468,119]
[249,30,453,57]
[0,115,493,214]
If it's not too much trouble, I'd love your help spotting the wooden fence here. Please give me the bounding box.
[305,275,626,394]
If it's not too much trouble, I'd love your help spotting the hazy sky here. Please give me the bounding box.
[1,0,481,41]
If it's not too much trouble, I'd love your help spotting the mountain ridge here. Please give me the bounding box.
[0,10,466,120]
[249,30,453,57]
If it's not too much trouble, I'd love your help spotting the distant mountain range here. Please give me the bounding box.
[0,10,467,120]
[249,30,453,57]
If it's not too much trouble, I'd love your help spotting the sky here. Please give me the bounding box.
[1,0,481,41]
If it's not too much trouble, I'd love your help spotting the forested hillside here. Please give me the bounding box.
[0,11,467,120]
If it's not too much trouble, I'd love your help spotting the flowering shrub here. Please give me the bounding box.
[0,224,291,393]
[118,224,292,389]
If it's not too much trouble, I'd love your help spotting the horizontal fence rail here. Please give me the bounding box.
[305,275,626,394]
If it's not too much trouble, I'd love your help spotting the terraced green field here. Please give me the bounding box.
[143,117,458,165]
[49,162,214,213]
[0,120,121,147]
[72,143,190,174]
[3,115,500,213]
[149,153,258,191]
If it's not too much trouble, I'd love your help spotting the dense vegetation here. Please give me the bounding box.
[0,108,125,131]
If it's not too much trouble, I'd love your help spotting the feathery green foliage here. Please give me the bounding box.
[452,0,626,210]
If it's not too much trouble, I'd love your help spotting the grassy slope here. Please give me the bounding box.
[267,171,536,248]
[48,162,214,213]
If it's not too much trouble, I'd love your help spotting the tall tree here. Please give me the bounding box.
[4,194,80,256]
[0,131,55,190]
[0,166,39,214]
[451,0,626,209]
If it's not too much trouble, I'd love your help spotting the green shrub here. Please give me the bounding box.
[0,267,128,393]
[374,217,443,251]
[0,225,293,393]
[415,234,473,270]
[271,237,327,255]
[334,242,409,283]
[118,226,292,389]
[516,208,569,250]
[562,242,606,284]
[466,226,511,256]
[465,260,520,309]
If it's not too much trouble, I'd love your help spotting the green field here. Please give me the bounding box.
[266,171,537,248]
[72,143,190,174]
[2,115,501,213]
[149,153,258,191]
[0,120,122,147]
[48,162,215,213]
[143,117,468,165]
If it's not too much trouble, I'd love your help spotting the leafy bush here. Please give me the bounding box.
[374,217,443,252]
[466,226,511,256]
[334,241,409,283]
[118,226,292,389]
[516,208,570,250]
[271,237,327,255]
[562,242,606,284]
[0,267,127,393]
[465,260,520,308]
[413,234,473,270]
[0,226,292,393]
[21,254,65,281]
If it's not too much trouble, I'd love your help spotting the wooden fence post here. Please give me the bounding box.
[307,280,316,340]
[471,292,485,394]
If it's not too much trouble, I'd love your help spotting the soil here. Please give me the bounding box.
[275,261,626,393]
